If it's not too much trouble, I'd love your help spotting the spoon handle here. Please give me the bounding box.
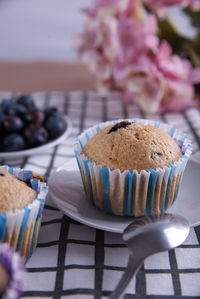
[109,253,143,299]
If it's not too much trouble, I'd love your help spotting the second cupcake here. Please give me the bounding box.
[74,119,192,217]
[0,166,48,260]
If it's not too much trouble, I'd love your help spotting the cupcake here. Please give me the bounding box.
[74,119,192,217]
[0,242,25,299]
[0,166,48,260]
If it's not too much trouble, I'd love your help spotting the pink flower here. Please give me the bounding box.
[156,41,172,60]
[156,45,200,83]
[124,71,165,113]
[113,61,165,113]
[157,55,191,80]
[81,50,112,80]
[145,0,200,11]
[114,14,159,64]
[189,68,200,84]
[94,0,132,12]
[143,15,159,49]
[98,19,122,63]
[75,31,100,54]
[75,0,200,113]
[123,0,148,19]
[83,0,130,19]
[116,18,147,63]
[159,80,195,113]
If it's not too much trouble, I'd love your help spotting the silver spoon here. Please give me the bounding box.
[110,214,189,299]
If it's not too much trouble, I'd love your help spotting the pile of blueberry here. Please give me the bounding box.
[0,95,66,152]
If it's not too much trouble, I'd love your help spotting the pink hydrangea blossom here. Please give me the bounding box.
[159,80,195,113]
[189,68,200,84]
[82,0,131,19]
[157,55,192,81]
[76,0,200,113]
[116,18,151,63]
[122,70,165,113]
[80,50,112,80]
[145,0,200,11]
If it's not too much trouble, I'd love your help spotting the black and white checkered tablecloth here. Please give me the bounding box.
[1,91,200,299]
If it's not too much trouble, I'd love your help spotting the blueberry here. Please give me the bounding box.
[44,107,59,118]
[0,132,4,151]
[24,124,48,146]
[1,99,16,115]
[0,95,66,152]
[1,99,13,112]
[108,121,132,134]
[45,115,65,139]
[31,109,45,124]
[151,152,162,159]
[23,112,33,123]
[0,111,4,130]
[13,103,27,116]
[23,109,45,124]
[3,116,23,132]
[3,133,26,152]
[16,95,35,111]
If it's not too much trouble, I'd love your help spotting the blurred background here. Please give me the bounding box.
[0,0,95,92]
[0,0,199,98]
[0,0,92,62]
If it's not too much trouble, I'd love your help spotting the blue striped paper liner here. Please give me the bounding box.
[145,169,159,215]
[28,214,41,260]
[17,207,31,252]
[74,118,192,217]
[83,159,95,205]
[100,168,112,214]
[163,164,176,212]
[0,214,7,241]
[123,171,134,216]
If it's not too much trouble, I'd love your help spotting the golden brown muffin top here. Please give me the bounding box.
[0,169,37,215]
[81,121,182,173]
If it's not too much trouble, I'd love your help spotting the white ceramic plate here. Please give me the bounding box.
[48,157,200,233]
[0,117,72,158]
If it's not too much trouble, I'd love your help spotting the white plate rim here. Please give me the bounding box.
[48,158,200,233]
[0,116,72,158]
[48,190,133,233]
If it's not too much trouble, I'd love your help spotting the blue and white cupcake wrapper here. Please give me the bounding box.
[74,119,192,217]
[0,166,48,260]
[0,242,25,299]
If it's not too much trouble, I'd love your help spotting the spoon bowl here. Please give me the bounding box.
[124,214,189,257]
[110,214,189,299]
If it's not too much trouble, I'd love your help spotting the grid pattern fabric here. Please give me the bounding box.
[0,91,200,299]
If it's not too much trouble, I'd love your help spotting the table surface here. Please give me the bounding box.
[1,63,200,298]
[0,61,95,93]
